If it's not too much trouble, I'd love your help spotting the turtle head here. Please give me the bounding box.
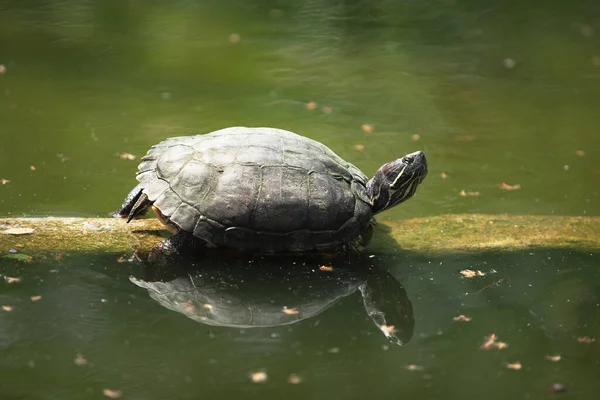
[366,151,428,214]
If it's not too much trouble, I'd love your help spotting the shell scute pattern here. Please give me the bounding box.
[136,127,372,251]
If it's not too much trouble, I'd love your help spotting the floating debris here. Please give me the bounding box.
[30,295,42,302]
[411,134,421,141]
[282,307,300,315]
[460,269,486,278]
[250,371,268,383]
[352,144,365,151]
[327,347,340,354]
[5,276,21,284]
[103,388,123,398]
[119,153,136,160]
[503,58,516,69]
[229,33,241,43]
[480,333,508,350]
[453,315,472,322]
[460,190,480,197]
[2,305,13,312]
[576,150,585,157]
[287,374,303,384]
[2,227,35,235]
[380,324,396,336]
[361,124,374,133]
[440,172,447,179]
[30,165,36,171]
[322,105,332,113]
[545,354,561,362]
[405,364,424,371]
[506,361,522,370]
[499,182,521,191]
[0,65,6,74]
[551,383,567,393]
[319,265,334,271]
[306,101,317,110]
[1,178,9,184]
[563,165,569,171]
[74,354,88,366]
[577,336,596,344]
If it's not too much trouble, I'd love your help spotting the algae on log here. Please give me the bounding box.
[1,215,599,256]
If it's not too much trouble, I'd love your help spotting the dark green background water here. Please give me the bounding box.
[1,1,599,399]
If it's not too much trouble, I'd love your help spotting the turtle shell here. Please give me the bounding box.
[136,127,373,252]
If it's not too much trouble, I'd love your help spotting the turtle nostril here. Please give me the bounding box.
[403,156,414,164]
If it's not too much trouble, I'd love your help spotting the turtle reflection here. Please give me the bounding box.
[130,256,414,345]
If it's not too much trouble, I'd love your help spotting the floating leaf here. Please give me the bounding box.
[2,305,12,312]
[1,178,9,184]
[352,144,365,151]
[545,354,561,362]
[460,190,480,197]
[576,150,585,157]
[305,101,317,110]
[499,182,521,191]
[319,265,334,271]
[287,374,303,384]
[440,172,447,179]
[74,354,88,366]
[411,134,420,141]
[119,153,136,160]
[229,33,241,43]
[481,333,508,350]
[552,383,567,393]
[506,362,522,370]
[503,58,516,69]
[460,269,486,278]
[453,315,472,322]
[103,389,123,398]
[380,325,396,336]
[4,276,21,283]
[361,124,374,133]
[30,295,42,302]
[282,307,300,315]
[250,371,268,383]
[577,336,596,344]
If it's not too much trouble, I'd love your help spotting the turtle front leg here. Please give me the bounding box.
[149,230,207,260]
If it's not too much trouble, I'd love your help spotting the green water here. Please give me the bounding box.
[1,0,599,399]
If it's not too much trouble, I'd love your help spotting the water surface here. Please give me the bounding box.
[1,0,599,399]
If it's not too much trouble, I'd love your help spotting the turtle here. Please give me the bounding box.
[130,256,414,345]
[116,127,427,255]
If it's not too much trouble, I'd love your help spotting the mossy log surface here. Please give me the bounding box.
[1,215,599,256]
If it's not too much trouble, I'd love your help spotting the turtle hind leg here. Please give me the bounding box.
[113,184,152,221]
[149,230,207,261]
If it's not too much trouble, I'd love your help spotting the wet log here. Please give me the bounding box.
[1,215,599,257]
